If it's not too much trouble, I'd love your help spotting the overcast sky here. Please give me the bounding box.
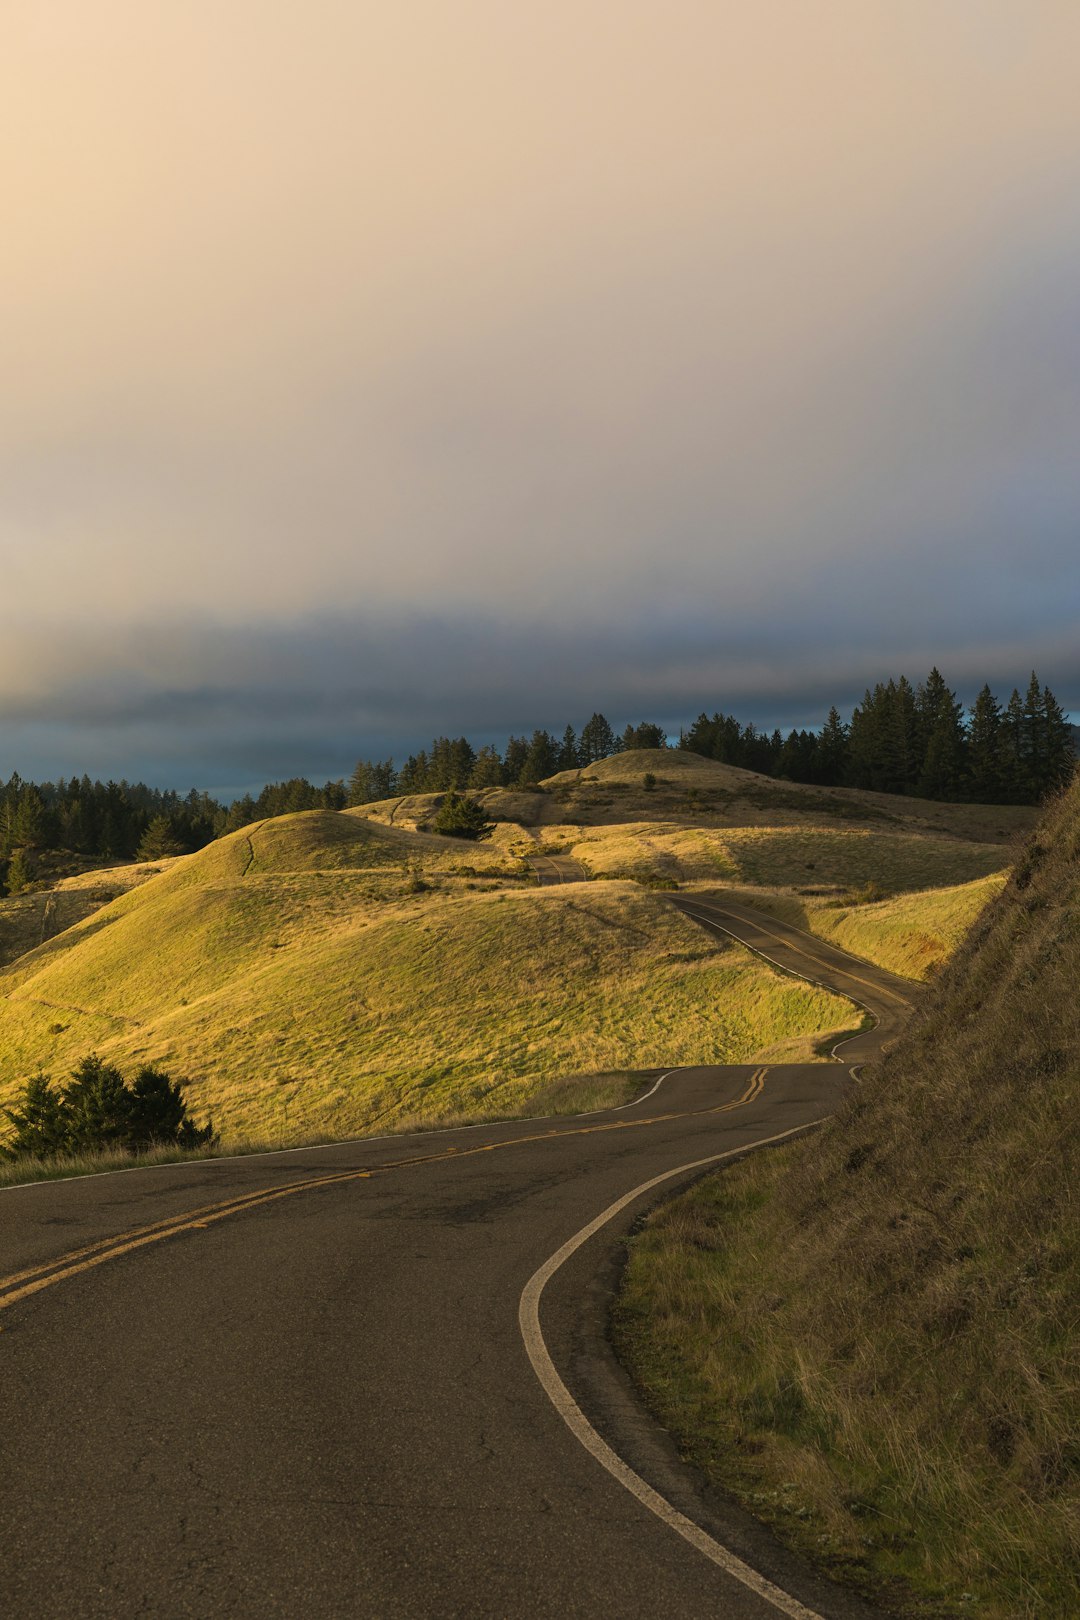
[3,2,1078,794]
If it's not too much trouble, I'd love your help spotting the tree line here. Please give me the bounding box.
[347,716,667,802]
[681,669,1075,804]
[0,674,1073,894]
[0,773,348,895]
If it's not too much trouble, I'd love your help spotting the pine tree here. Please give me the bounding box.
[1043,682,1076,794]
[468,745,504,789]
[503,735,529,783]
[557,725,579,770]
[1,1074,69,1158]
[999,689,1026,802]
[966,686,1003,801]
[137,816,184,860]
[914,669,965,799]
[579,713,616,764]
[432,792,494,841]
[519,730,558,785]
[5,848,34,894]
[62,1056,132,1151]
[818,706,849,785]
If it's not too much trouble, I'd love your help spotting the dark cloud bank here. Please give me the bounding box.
[3,608,1077,799]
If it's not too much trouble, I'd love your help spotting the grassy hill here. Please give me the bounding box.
[0,809,854,1146]
[615,770,1080,1616]
[362,749,1037,843]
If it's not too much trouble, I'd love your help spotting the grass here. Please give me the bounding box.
[0,811,855,1146]
[615,772,1080,1617]
[563,821,1009,894]
[0,858,169,970]
[715,874,1009,982]
[0,1070,644,1189]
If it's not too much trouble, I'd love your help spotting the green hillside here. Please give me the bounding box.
[0,810,853,1145]
[616,772,1080,1616]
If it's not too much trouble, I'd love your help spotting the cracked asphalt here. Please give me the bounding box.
[1,898,913,1617]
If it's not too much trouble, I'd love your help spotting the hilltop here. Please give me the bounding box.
[616,769,1080,1615]
[363,747,1036,841]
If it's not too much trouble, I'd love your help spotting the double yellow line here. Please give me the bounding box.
[0,1069,768,1314]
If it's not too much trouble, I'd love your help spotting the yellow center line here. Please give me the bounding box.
[0,1070,770,1312]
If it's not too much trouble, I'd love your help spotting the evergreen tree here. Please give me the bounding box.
[432,792,494,841]
[620,721,667,751]
[557,725,579,770]
[1000,688,1027,802]
[1020,671,1047,801]
[1042,682,1076,795]
[503,735,529,783]
[914,669,965,800]
[1,1075,68,1159]
[818,706,849,785]
[137,816,184,860]
[519,729,558,785]
[5,848,34,894]
[579,713,616,764]
[468,745,504,789]
[127,1065,214,1149]
[966,686,1004,802]
[62,1056,132,1151]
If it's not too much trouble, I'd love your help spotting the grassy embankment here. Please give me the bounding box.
[615,771,1080,1617]
[0,807,853,1163]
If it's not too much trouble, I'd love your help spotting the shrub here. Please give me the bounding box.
[432,792,494,841]
[1,1057,216,1160]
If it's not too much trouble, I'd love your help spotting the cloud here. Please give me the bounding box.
[1,3,1078,785]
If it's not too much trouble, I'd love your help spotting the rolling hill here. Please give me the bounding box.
[0,808,852,1144]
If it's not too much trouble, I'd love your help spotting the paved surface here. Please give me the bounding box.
[0,896,915,1618]
[528,853,590,885]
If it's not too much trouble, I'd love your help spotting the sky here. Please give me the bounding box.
[3,1,1079,794]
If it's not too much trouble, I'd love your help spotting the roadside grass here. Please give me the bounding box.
[0,1070,644,1190]
[615,775,1080,1618]
[712,874,1009,982]
[0,814,855,1144]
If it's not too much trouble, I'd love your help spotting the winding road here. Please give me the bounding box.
[1,890,917,1618]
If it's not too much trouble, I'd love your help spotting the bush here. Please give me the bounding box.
[643,773,657,792]
[1,1056,216,1160]
[432,792,494,841]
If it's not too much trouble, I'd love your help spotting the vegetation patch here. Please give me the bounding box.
[616,773,1080,1617]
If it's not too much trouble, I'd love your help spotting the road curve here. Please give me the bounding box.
[0,898,912,1618]
[528,852,590,885]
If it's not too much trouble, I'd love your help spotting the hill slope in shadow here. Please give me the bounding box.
[617,769,1080,1615]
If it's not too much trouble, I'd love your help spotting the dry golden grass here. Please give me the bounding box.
[616,771,1080,1617]
[714,874,1009,982]
[0,859,170,971]
[564,819,1008,893]
[0,811,854,1146]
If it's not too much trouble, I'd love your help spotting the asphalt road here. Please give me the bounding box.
[1,895,916,1618]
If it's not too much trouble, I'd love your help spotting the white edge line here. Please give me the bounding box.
[0,1072,684,1194]
[518,1121,828,1620]
[677,906,878,1068]
[687,891,921,984]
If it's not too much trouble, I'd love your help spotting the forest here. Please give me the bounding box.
[0,671,1073,893]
